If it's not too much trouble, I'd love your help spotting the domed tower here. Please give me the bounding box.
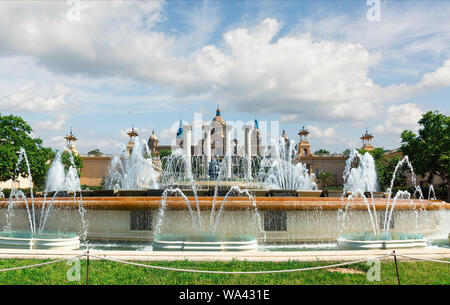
[360,129,374,151]
[148,130,159,156]
[126,125,139,155]
[64,129,78,156]
[297,126,311,157]
[211,106,226,156]
[211,106,226,135]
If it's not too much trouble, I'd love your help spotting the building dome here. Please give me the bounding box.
[211,106,226,137]
[149,130,158,141]
[148,130,159,155]
[282,129,289,142]
[212,106,226,127]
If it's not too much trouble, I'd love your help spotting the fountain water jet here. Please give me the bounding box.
[0,148,86,250]
[338,151,428,249]
[104,137,160,190]
[152,152,263,251]
[256,139,317,191]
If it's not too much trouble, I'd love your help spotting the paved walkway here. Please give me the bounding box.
[0,248,449,262]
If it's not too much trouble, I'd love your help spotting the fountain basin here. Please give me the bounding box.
[0,231,80,250]
[337,233,427,250]
[296,190,323,197]
[152,234,258,251]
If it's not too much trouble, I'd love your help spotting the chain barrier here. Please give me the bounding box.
[0,254,85,273]
[0,251,447,278]
[87,253,392,274]
[393,253,450,264]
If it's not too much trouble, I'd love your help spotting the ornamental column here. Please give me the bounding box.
[224,125,233,179]
[242,124,253,179]
[183,124,193,179]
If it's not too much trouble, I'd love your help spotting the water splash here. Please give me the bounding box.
[382,155,422,235]
[340,151,431,238]
[154,149,265,242]
[256,139,317,190]
[3,148,88,244]
[343,149,378,195]
[104,137,160,190]
[428,185,437,200]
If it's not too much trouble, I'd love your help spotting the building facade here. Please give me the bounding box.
[73,113,378,187]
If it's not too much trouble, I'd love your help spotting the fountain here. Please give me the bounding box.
[2,133,446,252]
[104,137,160,191]
[151,186,262,251]
[337,150,428,249]
[152,152,265,251]
[256,139,319,195]
[0,148,84,250]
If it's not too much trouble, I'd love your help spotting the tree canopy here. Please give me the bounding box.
[314,149,330,156]
[0,114,83,189]
[316,171,336,189]
[0,114,54,188]
[359,147,407,191]
[400,110,449,187]
[87,148,103,156]
[342,148,351,156]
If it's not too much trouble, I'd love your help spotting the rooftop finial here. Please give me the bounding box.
[216,105,221,116]
[177,119,184,138]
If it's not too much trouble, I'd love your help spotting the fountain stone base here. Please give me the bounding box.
[152,234,258,251]
[0,231,80,250]
[337,233,427,250]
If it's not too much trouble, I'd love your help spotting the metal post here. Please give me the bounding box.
[392,250,401,285]
[86,251,90,285]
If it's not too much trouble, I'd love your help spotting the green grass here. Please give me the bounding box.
[0,258,448,285]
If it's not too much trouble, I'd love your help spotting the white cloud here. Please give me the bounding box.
[34,113,69,131]
[0,2,449,126]
[307,125,338,142]
[373,103,423,135]
[280,114,300,123]
[0,84,73,113]
[417,59,450,91]
[45,136,66,150]
[76,139,123,155]
[297,2,450,62]
[191,18,450,122]
[306,124,361,151]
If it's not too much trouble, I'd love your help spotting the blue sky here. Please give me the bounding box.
[0,0,449,154]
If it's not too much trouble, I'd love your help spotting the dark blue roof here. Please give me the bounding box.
[176,119,183,138]
[254,119,259,130]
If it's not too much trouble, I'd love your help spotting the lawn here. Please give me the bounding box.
[0,258,448,285]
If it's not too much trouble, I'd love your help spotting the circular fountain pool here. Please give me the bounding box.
[337,232,427,250]
[0,231,80,250]
[152,234,258,251]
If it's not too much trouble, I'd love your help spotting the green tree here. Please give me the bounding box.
[316,171,336,189]
[400,110,449,188]
[314,149,330,156]
[342,148,351,156]
[159,149,172,159]
[158,149,172,171]
[61,151,84,177]
[0,114,84,189]
[359,147,407,191]
[87,148,103,156]
[0,114,54,189]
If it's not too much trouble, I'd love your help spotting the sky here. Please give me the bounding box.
[0,0,449,155]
